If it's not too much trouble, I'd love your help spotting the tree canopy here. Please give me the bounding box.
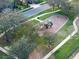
[48,0,79,16]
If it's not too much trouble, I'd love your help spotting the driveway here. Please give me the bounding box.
[21,4,50,18]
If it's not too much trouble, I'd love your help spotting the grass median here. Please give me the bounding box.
[28,8,54,19]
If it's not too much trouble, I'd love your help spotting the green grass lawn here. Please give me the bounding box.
[37,10,73,21]
[40,1,47,5]
[29,20,39,25]
[38,0,46,3]
[54,31,79,59]
[37,13,54,20]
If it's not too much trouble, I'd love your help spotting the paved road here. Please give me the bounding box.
[21,4,50,18]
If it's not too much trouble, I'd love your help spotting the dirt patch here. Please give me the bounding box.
[37,14,68,36]
[29,46,43,59]
[29,46,53,59]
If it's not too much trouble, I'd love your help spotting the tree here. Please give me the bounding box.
[48,0,55,10]
[9,36,37,59]
[48,0,62,10]
[0,12,26,44]
[60,0,71,14]
[0,12,25,33]
[9,23,38,59]
[48,0,79,16]
[0,0,14,11]
[13,0,29,9]
[70,0,79,16]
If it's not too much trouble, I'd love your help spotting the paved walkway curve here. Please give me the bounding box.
[0,47,18,59]
[42,17,79,59]
[30,9,61,22]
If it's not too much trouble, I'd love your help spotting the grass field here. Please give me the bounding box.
[29,20,39,25]
[54,31,79,59]
[37,12,54,20]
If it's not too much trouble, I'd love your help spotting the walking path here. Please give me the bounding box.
[42,17,79,59]
[23,11,57,23]
[25,9,61,23]
[73,52,79,59]
[0,47,18,59]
